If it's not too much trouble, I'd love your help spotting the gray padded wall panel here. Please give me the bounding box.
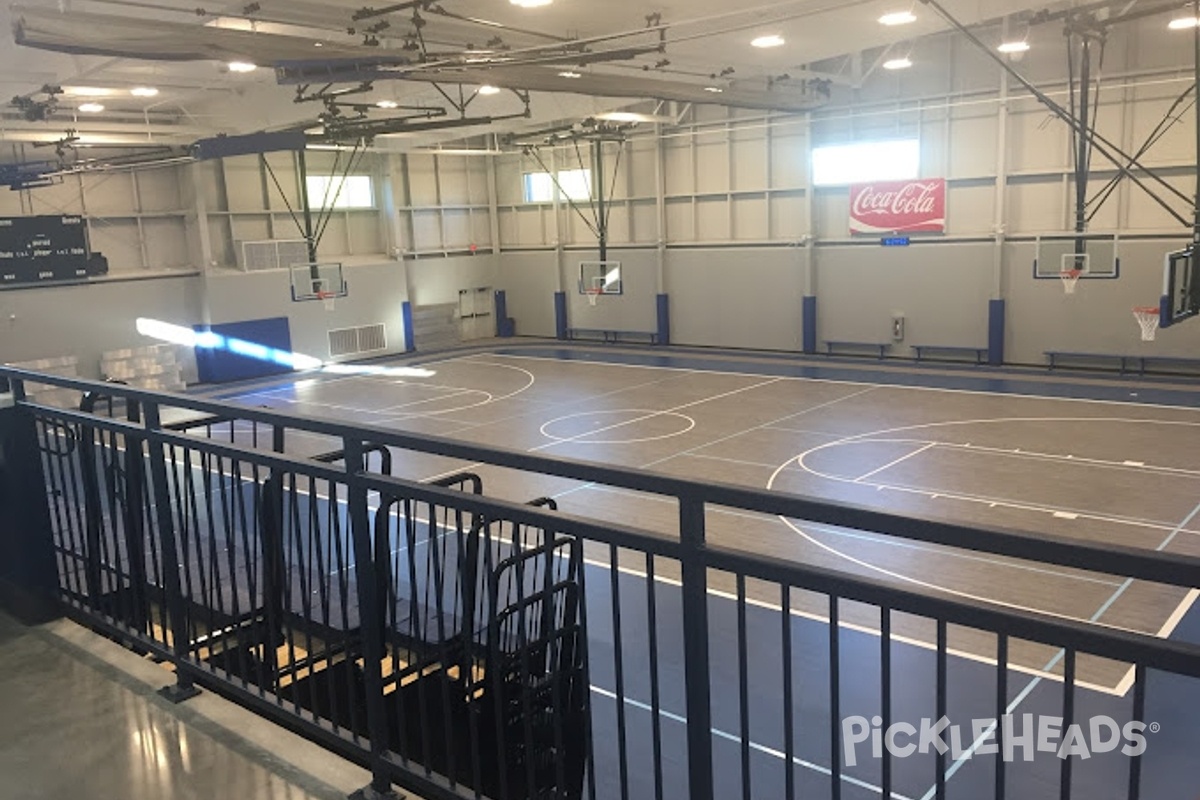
[665,248,803,351]
[816,242,994,354]
[0,275,202,380]
[498,251,558,338]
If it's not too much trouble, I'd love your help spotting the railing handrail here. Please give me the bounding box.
[6,365,1200,592]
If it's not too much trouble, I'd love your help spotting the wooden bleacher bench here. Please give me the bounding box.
[912,344,989,365]
[568,328,658,344]
[824,340,891,359]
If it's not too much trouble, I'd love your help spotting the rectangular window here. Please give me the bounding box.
[306,175,375,209]
[523,169,592,203]
[812,139,920,186]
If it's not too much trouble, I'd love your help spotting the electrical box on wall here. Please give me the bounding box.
[892,314,905,341]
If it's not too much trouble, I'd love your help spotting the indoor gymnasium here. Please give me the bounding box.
[1,2,1200,800]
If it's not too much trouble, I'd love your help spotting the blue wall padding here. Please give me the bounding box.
[988,299,1006,366]
[494,291,515,338]
[802,296,817,355]
[656,294,670,345]
[194,317,293,384]
[494,291,507,336]
[554,291,568,340]
[402,301,415,352]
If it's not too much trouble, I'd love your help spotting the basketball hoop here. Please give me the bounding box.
[1060,269,1082,295]
[317,291,336,311]
[1133,306,1161,342]
[585,288,601,307]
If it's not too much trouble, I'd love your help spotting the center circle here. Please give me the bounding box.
[540,409,696,444]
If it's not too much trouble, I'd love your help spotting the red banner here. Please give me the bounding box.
[849,179,946,234]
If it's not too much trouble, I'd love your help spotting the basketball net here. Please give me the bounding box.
[586,289,600,307]
[1060,269,1082,295]
[317,291,336,311]
[1133,307,1160,342]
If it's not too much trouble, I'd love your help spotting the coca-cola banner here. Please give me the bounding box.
[849,179,946,235]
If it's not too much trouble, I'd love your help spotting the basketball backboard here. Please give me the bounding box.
[1162,247,1199,328]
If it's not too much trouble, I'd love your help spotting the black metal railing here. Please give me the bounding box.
[2,365,1200,800]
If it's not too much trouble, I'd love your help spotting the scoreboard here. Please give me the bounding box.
[0,215,90,285]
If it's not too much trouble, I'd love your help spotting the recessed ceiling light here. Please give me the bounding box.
[227,61,257,73]
[704,86,724,93]
[478,85,501,95]
[751,34,785,49]
[314,42,324,47]
[130,87,159,97]
[883,57,913,70]
[1169,16,1199,29]
[376,100,399,109]
[997,41,1030,54]
[77,103,105,113]
[879,11,917,25]
[64,86,115,97]
[510,0,552,6]
[558,71,582,78]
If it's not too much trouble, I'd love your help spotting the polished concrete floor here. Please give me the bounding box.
[0,612,355,800]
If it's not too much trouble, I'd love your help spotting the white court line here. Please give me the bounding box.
[589,685,918,800]
[924,496,1200,800]
[854,442,937,483]
[486,351,1200,414]
[424,375,784,484]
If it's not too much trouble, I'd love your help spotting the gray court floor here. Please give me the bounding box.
[216,346,1200,692]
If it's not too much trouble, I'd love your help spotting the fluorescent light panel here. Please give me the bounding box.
[879,11,917,25]
[130,87,159,97]
[77,102,105,113]
[478,85,501,95]
[1169,16,1199,29]
[510,0,552,7]
[997,41,1030,53]
[228,61,257,73]
[751,34,785,48]
[883,57,913,70]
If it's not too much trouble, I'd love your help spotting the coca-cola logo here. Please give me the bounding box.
[849,178,946,234]
[851,182,940,217]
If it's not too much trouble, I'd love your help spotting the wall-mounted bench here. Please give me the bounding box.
[911,345,989,365]
[824,340,891,359]
[1044,351,1138,374]
[1133,355,1200,377]
[568,328,659,345]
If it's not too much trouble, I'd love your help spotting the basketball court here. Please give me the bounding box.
[174,342,1200,798]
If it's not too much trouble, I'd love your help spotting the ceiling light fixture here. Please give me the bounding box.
[130,87,159,97]
[704,86,724,93]
[77,103,105,113]
[1169,16,1199,29]
[314,42,324,47]
[997,40,1030,53]
[478,85,501,95]
[558,71,582,78]
[883,57,913,70]
[751,34,785,48]
[879,11,917,25]
[376,100,399,109]
[509,0,552,7]
[227,61,257,73]
[64,86,116,97]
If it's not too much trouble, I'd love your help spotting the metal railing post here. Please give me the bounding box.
[0,391,62,623]
[142,401,201,703]
[344,436,400,800]
[679,496,714,800]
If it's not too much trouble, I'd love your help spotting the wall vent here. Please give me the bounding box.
[237,239,310,272]
[328,323,388,358]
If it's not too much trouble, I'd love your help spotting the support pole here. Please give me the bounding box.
[595,139,608,263]
[1194,0,1200,245]
[296,149,318,269]
[1074,36,1092,256]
